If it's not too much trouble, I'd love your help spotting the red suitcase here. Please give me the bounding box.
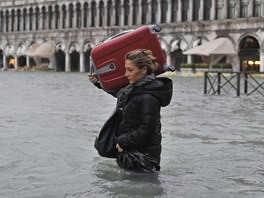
[90,24,174,91]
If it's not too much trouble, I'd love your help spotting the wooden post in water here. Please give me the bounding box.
[244,73,248,94]
[204,71,208,94]
[217,72,221,95]
[237,72,240,96]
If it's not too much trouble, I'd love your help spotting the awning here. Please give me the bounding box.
[183,38,237,56]
[26,43,53,58]
[183,38,240,71]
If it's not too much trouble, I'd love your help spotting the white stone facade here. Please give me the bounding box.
[0,0,264,72]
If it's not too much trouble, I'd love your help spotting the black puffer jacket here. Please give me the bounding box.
[116,77,173,165]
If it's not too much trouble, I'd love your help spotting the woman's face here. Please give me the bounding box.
[125,60,147,84]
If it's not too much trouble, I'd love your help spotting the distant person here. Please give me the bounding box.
[88,49,173,171]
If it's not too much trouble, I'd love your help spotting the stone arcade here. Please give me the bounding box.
[0,0,264,72]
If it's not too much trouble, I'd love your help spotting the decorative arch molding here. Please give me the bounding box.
[68,42,81,53]
[16,43,27,56]
[190,36,208,48]
[159,38,168,52]
[83,42,92,52]
[55,42,66,52]
[237,33,262,49]
[170,37,188,52]
[4,44,15,56]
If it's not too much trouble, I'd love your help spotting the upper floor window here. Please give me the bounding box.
[216,0,224,19]
[182,0,189,21]
[171,0,178,22]
[142,0,148,24]
[115,0,121,26]
[253,0,261,17]
[124,0,130,26]
[204,0,212,20]
[133,0,139,25]
[228,0,236,19]
[240,1,248,18]
[193,0,200,21]
[161,0,168,23]
[151,0,158,24]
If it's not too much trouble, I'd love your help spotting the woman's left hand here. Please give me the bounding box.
[116,144,123,152]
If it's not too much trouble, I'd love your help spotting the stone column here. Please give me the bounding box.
[167,0,172,23]
[14,55,18,69]
[9,10,12,32]
[259,49,264,72]
[79,51,85,72]
[120,1,124,26]
[3,54,7,69]
[157,0,161,24]
[261,1,264,17]
[166,53,172,66]
[65,52,70,72]
[223,0,228,19]
[59,7,63,29]
[32,10,36,30]
[39,9,43,30]
[177,0,182,22]
[147,0,152,24]
[189,0,193,21]
[236,0,241,18]
[211,0,216,20]
[129,1,133,25]
[66,8,70,28]
[187,54,192,64]
[200,0,204,21]
[14,11,18,31]
[138,0,142,24]
[26,56,30,67]
[26,11,30,31]
[74,4,77,28]
[248,0,253,18]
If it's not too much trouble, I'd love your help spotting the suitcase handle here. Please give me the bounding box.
[105,29,134,42]
[105,24,161,42]
[148,24,162,33]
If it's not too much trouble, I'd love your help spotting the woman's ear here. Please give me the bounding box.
[142,66,147,75]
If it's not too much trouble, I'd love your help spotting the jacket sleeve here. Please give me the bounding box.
[117,95,160,150]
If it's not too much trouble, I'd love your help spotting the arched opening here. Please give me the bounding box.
[70,50,80,72]
[239,36,260,72]
[55,49,65,71]
[18,56,27,67]
[7,56,15,69]
[84,43,92,72]
[0,49,3,68]
[170,39,187,71]
[17,44,27,67]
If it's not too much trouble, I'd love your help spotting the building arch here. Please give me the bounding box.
[238,34,261,71]
[69,42,80,72]
[16,43,27,67]
[170,37,188,71]
[83,42,92,72]
[55,42,66,71]
[4,44,15,69]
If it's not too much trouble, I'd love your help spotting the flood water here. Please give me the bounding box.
[0,71,263,198]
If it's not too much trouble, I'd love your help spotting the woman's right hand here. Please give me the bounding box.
[87,73,99,84]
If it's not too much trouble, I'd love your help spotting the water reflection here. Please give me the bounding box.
[94,158,165,197]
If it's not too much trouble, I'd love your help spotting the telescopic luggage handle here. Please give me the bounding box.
[105,24,162,42]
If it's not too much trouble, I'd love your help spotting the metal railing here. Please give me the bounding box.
[204,71,264,97]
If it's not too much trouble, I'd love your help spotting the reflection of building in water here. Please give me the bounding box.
[0,0,264,72]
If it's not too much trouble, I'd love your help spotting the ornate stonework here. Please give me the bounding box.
[0,0,263,72]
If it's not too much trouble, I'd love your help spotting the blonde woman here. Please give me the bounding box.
[89,49,173,172]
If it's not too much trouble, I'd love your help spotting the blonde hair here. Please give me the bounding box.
[125,49,158,74]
